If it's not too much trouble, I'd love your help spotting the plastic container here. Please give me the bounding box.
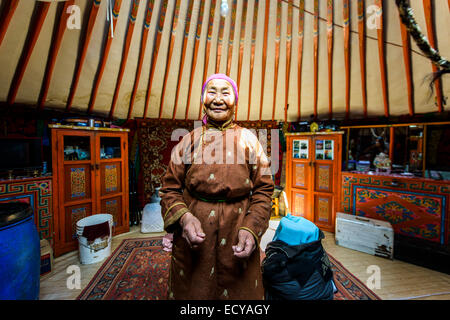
[347,160,357,171]
[356,160,371,172]
[76,214,113,265]
[141,188,163,233]
[0,202,40,300]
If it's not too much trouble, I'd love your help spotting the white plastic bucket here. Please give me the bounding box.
[76,214,113,265]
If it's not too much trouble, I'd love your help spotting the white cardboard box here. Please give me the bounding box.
[335,212,394,259]
[260,219,280,252]
[40,239,53,277]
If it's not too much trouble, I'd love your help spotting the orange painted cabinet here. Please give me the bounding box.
[50,125,129,257]
[285,132,343,232]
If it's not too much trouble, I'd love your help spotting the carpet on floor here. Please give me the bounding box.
[77,237,381,300]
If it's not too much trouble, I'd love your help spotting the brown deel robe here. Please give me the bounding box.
[160,123,274,300]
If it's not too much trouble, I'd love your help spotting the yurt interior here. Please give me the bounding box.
[0,0,449,302]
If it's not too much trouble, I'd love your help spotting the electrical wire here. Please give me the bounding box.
[277,0,428,59]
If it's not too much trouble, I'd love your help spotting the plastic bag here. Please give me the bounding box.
[141,202,164,233]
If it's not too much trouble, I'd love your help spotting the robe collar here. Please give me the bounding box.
[205,118,235,131]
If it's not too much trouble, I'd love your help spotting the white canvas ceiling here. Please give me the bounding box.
[0,0,448,121]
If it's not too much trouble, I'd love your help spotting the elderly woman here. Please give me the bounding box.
[160,74,274,300]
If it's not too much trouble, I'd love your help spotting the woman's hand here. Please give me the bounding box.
[179,212,205,249]
[232,229,256,258]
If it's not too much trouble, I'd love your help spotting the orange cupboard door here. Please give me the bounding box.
[96,133,129,234]
[311,135,341,232]
[56,130,96,250]
[288,136,314,221]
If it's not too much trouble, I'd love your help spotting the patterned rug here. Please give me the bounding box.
[77,237,381,300]
[330,254,381,300]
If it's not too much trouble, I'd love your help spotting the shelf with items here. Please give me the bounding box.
[62,135,91,161]
[341,122,450,180]
[99,136,122,160]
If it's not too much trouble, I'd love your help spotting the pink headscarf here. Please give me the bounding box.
[201,73,238,105]
[201,74,238,125]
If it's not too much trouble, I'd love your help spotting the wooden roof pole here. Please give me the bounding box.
[225,0,238,76]
[215,10,226,73]
[327,0,334,120]
[109,0,141,119]
[142,0,169,118]
[66,0,102,111]
[184,0,207,120]
[357,0,368,118]
[284,0,293,123]
[312,0,319,119]
[258,0,270,121]
[171,0,196,120]
[0,0,20,48]
[197,0,217,120]
[87,0,123,114]
[375,0,389,117]
[235,0,248,121]
[39,1,75,110]
[343,0,350,119]
[398,5,414,116]
[297,0,305,121]
[271,1,282,121]
[423,0,443,113]
[158,0,184,119]
[7,1,50,106]
[247,0,259,121]
[126,0,157,121]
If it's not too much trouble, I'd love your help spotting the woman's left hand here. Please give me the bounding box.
[232,229,256,258]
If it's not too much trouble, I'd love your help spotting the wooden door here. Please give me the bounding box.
[286,133,342,233]
[54,130,96,255]
[287,136,313,221]
[311,135,341,232]
[95,132,129,235]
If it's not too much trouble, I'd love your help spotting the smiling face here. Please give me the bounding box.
[203,79,236,123]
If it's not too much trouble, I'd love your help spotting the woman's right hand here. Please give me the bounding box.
[179,212,205,249]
